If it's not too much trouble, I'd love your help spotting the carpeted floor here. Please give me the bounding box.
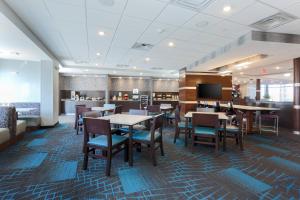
[0,122,299,199]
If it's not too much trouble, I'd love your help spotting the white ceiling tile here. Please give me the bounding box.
[86,0,127,14]
[272,19,300,35]
[282,2,300,18]
[229,2,278,25]
[183,13,222,31]
[202,0,255,19]
[124,0,167,20]
[258,0,300,10]
[155,4,197,26]
[87,9,121,29]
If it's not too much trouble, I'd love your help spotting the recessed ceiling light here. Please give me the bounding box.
[145,57,150,62]
[133,66,137,69]
[95,63,99,66]
[84,69,89,72]
[235,62,251,67]
[140,72,143,75]
[113,70,116,74]
[284,73,291,77]
[168,42,175,47]
[240,72,244,75]
[96,52,101,56]
[156,28,165,33]
[243,65,248,69]
[275,66,280,70]
[98,31,105,36]
[223,5,231,12]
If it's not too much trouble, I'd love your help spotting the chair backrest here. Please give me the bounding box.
[83,117,112,147]
[175,107,181,123]
[77,107,91,119]
[75,105,86,127]
[114,105,123,114]
[129,109,148,116]
[192,113,219,128]
[146,105,160,114]
[83,111,101,118]
[235,110,244,130]
[149,114,164,141]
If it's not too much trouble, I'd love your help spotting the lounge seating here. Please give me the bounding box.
[0,106,27,150]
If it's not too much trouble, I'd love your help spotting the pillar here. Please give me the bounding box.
[293,58,300,135]
[105,75,110,104]
[256,79,261,101]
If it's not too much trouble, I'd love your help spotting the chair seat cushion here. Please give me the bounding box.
[132,130,160,141]
[88,135,127,147]
[194,126,216,135]
[178,122,192,129]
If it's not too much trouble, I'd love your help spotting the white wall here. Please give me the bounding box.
[0,59,41,103]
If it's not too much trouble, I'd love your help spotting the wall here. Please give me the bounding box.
[110,77,151,91]
[0,59,41,103]
[60,76,107,91]
[153,79,179,92]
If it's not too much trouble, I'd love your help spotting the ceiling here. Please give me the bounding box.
[3,0,300,77]
[0,12,48,61]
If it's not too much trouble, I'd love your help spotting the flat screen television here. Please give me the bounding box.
[196,83,222,100]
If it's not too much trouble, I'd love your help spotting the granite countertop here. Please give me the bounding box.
[61,99,105,102]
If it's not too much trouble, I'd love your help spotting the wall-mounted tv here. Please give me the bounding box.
[196,83,222,100]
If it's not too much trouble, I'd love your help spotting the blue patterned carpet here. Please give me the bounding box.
[0,123,300,199]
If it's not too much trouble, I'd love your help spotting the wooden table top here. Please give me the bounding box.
[99,114,152,126]
[91,107,114,112]
[184,112,228,120]
[201,102,280,111]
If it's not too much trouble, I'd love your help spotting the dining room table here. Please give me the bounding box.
[99,114,153,166]
[199,102,280,133]
[184,111,229,150]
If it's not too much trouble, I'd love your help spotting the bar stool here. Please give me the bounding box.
[259,111,279,136]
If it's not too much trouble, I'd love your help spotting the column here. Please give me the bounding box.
[149,77,153,105]
[256,79,261,101]
[293,58,300,135]
[105,75,110,104]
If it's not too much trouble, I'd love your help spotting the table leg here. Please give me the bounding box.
[185,120,188,147]
[129,125,133,166]
[245,111,254,133]
[223,120,226,151]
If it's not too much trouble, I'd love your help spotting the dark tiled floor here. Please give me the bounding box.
[0,124,300,199]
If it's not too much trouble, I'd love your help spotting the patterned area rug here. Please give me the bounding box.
[0,123,299,199]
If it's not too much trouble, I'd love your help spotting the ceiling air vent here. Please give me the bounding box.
[132,42,154,51]
[171,0,216,11]
[250,12,297,31]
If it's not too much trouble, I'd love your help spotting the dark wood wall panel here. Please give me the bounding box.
[179,73,232,114]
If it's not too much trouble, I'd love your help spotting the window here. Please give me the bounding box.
[261,84,293,102]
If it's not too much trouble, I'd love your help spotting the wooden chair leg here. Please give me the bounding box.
[191,135,195,154]
[160,138,164,156]
[124,142,129,162]
[239,132,244,151]
[106,150,112,176]
[215,135,219,153]
[83,147,89,170]
[174,128,178,144]
[151,143,157,166]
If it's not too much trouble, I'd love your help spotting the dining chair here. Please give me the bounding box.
[146,105,161,115]
[103,103,116,115]
[173,108,192,146]
[82,117,128,176]
[114,105,123,114]
[132,114,164,166]
[76,106,91,135]
[220,110,245,151]
[83,111,101,118]
[191,113,220,152]
[74,104,86,129]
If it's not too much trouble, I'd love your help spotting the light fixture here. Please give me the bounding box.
[133,66,137,69]
[95,63,99,66]
[284,73,291,77]
[156,28,165,33]
[168,42,175,47]
[113,70,116,74]
[145,57,150,62]
[275,66,280,70]
[240,72,244,75]
[98,31,105,36]
[243,65,248,69]
[140,72,143,75]
[235,62,251,67]
[223,5,231,12]
[96,52,101,56]
[84,69,89,72]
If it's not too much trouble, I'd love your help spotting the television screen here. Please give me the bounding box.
[196,84,222,100]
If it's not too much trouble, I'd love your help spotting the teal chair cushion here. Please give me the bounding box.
[88,135,127,147]
[194,126,216,135]
[132,130,160,141]
[178,122,192,129]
